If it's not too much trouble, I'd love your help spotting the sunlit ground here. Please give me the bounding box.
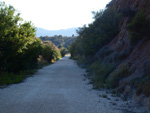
[65,53,71,57]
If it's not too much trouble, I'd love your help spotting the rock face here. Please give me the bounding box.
[98,0,150,109]
[108,0,150,77]
[111,0,150,16]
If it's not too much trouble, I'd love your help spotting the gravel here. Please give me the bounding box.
[0,55,128,113]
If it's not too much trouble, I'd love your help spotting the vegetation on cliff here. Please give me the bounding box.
[128,10,150,44]
[69,0,150,100]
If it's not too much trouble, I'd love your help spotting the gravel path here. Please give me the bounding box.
[0,55,131,113]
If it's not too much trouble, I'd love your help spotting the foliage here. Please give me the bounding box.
[0,69,39,86]
[42,45,53,62]
[0,2,63,86]
[90,60,116,89]
[52,49,62,61]
[70,7,122,57]
[0,72,23,85]
[127,11,150,44]
[0,2,49,86]
[136,79,150,97]
[143,82,150,97]
[69,7,123,89]
[69,37,83,59]
[0,2,42,73]
[40,35,76,48]
[143,60,150,77]
[135,64,150,97]
[60,47,67,57]
[106,63,131,88]
[41,42,62,63]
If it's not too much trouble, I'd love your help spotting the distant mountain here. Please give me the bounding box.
[36,27,78,37]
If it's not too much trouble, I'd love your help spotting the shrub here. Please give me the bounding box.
[52,49,62,61]
[136,80,150,97]
[42,45,53,62]
[90,61,116,89]
[60,47,67,57]
[143,60,150,77]
[69,7,122,57]
[94,46,114,59]
[69,37,83,59]
[41,44,61,62]
[106,63,131,88]
[0,2,42,72]
[128,11,150,44]
[143,82,150,97]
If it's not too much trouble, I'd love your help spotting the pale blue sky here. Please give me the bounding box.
[4,0,111,30]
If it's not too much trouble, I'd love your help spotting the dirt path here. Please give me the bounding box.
[0,55,137,113]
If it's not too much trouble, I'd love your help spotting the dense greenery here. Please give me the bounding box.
[0,2,61,86]
[128,11,150,44]
[70,8,122,57]
[106,63,131,88]
[69,7,123,89]
[69,3,150,98]
[90,60,116,89]
[58,45,68,57]
[42,42,62,62]
[0,2,42,73]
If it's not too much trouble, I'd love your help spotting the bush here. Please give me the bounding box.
[70,7,122,57]
[69,37,83,58]
[0,2,42,72]
[60,47,67,57]
[42,45,53,62]
[143,60,150,77]
[41,43,62,63]
[128,11,150,44]
[90,60,116,89]
[94,46,114,59]
[143,82,150,97]
[0,2,62,86]
[136,80,150,97]
[52,49,62,61]
[106,63,131,88]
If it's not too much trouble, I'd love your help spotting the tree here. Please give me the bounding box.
[128,11,150,44]
[0,2,42,72]
[70,8,122,57]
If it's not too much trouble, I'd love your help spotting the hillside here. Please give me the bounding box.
[40,35,76,48]
[69,0,150,110]
[36,27,78,37]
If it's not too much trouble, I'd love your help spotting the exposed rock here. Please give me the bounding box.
[106,0,150,110]
[110,0,150,17]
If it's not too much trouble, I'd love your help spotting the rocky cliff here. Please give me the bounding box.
[70,0,150,110]
[103,0,150,109]
[111,0,150,16]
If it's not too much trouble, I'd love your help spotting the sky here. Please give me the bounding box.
[4,0,111,30]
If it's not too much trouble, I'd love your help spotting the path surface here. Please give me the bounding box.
[0,55,129,113]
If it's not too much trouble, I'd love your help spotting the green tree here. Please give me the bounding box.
[70,8,122,57]
[0,2,42,72]
[42,45,53,62]
[128,11,150,44]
